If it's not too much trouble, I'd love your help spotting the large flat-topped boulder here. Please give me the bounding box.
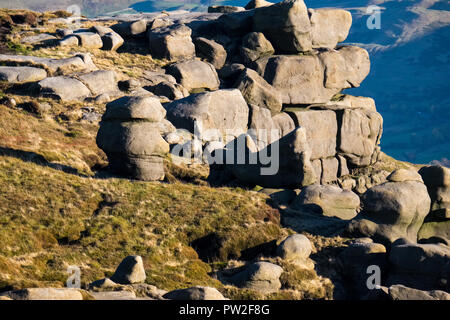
[166,59,220,92]
[38,76,91,101]
[165,89,249,138]
[149,25,196,62]
[73,32,103,49]
[78,70,119,96]
[0,66,47,83]
[254,46,370,105]
[253,0,312,53]
[0,53,97,75]
[255,54,333,104]
[291,184,360,220]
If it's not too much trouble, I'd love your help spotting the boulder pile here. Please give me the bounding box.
[86,0,448,299]
[97,0,381,189]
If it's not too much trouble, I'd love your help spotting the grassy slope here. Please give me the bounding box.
[0,99,337,299]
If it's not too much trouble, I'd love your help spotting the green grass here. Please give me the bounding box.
[0,153,284,292]
[6,41,31,55]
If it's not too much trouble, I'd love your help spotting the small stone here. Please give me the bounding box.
[110,255,147,285]
[163,286,226,300]
[230,262,283,293]
[277,234,312,262]
[89,278,119,290]
[59,35,79,47]
[291,185,360,220]
[74,32,103,49]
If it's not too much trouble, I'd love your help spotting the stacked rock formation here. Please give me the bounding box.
[107,0,379,189]
[94,0,382,189]
[96,96,170,181]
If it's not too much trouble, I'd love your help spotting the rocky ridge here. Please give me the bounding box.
[0,1,448,301]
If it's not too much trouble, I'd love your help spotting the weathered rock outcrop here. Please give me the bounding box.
[73,32,103,49]
[231,127,317,188]
[0,66,47,83]
[388,242,450,291]
[194,37,227,69]
[229,262,283,293]
[96,96,170,181]
[253,0,312,53]
[165,89,249,138]
[277,234,313,267]
[309,9,352,49]
[110,255,147,285]
[254,46,370,105]
[235,68,282,115]
[149,25,196,62]
[240,32,274,65]
[347,170,431,246]
[166,59,220,92]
